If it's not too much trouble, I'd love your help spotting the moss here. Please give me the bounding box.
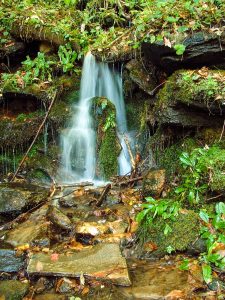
[99,127,120,180]
[0,280,29,300]
[142,210,200,257]
[156,69,225,111]
[93,97,121,180]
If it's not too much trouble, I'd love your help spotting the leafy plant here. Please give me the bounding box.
[199,203,225,283]
[58,43,77,73]
[174,44,186,55]
[175,148,208,204]
[103,112,116,132]
[136,197,180,236]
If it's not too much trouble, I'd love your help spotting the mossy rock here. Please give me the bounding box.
[156,69,225,111]
[0,280,29,300]
[92,97,121,180]
[142,210,200,258]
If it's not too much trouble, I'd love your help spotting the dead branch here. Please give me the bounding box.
[115,176,143,187]
[206,193,223,202]
[219,119,225,142]
[10,91,58,182]
[96,183,112,207]
[124,135,135,169]
[55,182,94,188]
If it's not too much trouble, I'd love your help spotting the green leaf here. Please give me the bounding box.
[215,202,225,215]
[202,264,212,284]
[174,44,186,55]
[166,245,175,254]
[136,209,149,223]
[179,259,189,271]
[199,210,209,223]
[164,223,172,235]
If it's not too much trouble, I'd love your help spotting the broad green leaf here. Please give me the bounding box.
[199,210,209,223]
[216,202,225,215]
[174,44,186,55]
[164,223,172,235]
[179,259,189,271]
[202,264,212,284]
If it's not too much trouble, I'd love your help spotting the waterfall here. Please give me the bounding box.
[60,52,131,182]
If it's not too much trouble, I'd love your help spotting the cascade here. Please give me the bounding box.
[60,53,131,182]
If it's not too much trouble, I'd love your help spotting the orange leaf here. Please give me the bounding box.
[51,253,59,261]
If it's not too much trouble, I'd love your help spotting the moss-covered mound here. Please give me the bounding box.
[157,68,225,110]
[93,97,121,180]
[141,210,200,258]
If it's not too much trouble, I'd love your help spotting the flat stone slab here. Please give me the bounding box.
[27,243,131,286]
[0,249,25,272]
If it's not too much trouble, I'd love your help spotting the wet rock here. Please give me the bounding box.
[208,279,225,292]
[187,237,206,255]
[143,32,225,73]
[125,59,157,96]
[0,39,26,63]
[47,206,72,231]
[0,280,29,300]
[55,277,76,293]
[108,220,128,234]
[27,243,131,286]
[58,196,78,208]
[5,205,49,247]
[34,293,66,300]
[34,277,53,294]
[0,249,25,273]
[0,183,48,218]
[75,221,110,236]
[142,169,166,197]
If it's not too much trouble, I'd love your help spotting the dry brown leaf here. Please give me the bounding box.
[164,37,172,48]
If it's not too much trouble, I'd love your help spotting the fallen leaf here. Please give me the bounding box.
[81,286,89,295]
[51,253,59,261]
[15,244,30,252]
[80,272,85,286]
[164,37,172,48]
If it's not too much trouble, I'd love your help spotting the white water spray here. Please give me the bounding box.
[60,53,131,182]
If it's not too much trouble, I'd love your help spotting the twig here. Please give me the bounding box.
[124,135,135,168]
[206,194,223,202]
[149,81,166,96]
[10,91,58,182]
[96,183,111,207]
[116,176,143,187]
[219,119,225,142]
[55,182,93,188]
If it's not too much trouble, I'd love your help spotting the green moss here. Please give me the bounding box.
[93,97,121,180]
[156,69,225,111]
[0,280,29,300]
[141,210,200,257]
[99,127,120,180]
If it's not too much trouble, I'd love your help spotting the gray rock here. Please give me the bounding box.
[5,205,49,247]
[143,32,225,73]
[0,183,48,217]
[47,206,72,230]
[0,280,29,300]
[0,249,25,273]
[27,243,131,286]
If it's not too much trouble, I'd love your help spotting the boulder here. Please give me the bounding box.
[27,243,131,286]
[47,206,72,231]
[142,169,166,198]
[5,205,49,247]
[143,32,225,73]
[141,210,200,258]
[0,280,29,300]
[0,249,25,273]
[0,183,48,218]
[125,59,157,95]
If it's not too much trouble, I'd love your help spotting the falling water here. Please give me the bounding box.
[60,52,131,182]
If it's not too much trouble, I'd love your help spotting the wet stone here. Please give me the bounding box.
[5,206,49,247]
[0,249,25,273]
[0,280,29,300]
[0,184,48,218]
[47,206,72,230]
[27,243,131,286]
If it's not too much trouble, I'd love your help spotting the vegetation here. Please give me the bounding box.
[137,145,225,284]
